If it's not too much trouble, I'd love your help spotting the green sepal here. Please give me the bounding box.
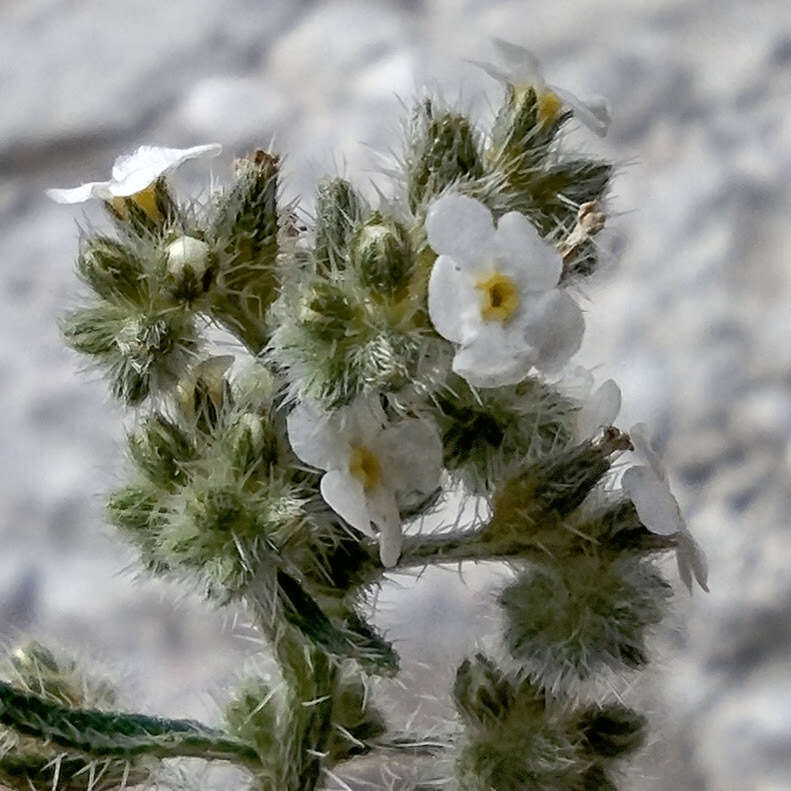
[76,236,147,303]
[350,213,415,295]
[578,704,647,759]
[104,177,179,238]
[127,414,195,488]
[313,177,367,274]
[407,99,484,213]
[518,160,611,238]
[498,558,671,685]
[489,85,571,174]
[211,149,281,353]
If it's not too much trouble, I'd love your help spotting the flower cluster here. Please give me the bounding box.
[35,40,711,791]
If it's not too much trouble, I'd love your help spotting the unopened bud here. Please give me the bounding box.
[454,653,515,728]
[129,414,194,486]
[407,99,483,212]
[166,235,212,300]
[178,355,234,427]
[351,214,413,294]
[314,177,366,273]
[77,236,146,302]
[485,433,626,543]
[227,412,276,472]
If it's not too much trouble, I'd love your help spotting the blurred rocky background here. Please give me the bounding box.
[1,0,790,788]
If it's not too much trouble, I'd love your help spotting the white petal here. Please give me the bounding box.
[166,236,211,279]
[373,418,443,503]
[622,465,684,536]
[46,181,113,204]
[560,365,595,400]
[629,423,667,481]
[452,324,535,388]
[425,194,496,261]
[492,38,544,86]
[467,58,511,85]
[578,378,621,438]
[320,470,375,538]
[367,486,403,567]
[676,529,709,593]
[522,290,585,371]
[337,395,387,446]
[110,143,222,196]
[287,401,344,471]
[551,86,611,137]
[495,211,562,292]
[428,254,481,343]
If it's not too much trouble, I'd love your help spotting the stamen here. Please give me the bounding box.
[475,271,521,323]
[348,446,382,490]
[538,90,563,125]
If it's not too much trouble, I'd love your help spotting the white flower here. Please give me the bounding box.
[622,423,709,592]
[46,144,222,208]
[287,397,443,567]
[477,38,611,137]
[426,194,584,388]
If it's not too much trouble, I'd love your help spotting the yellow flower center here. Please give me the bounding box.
[537,90,563,126]
[475,271,521,323]
[348,445,382,490]
[110,184,162,221]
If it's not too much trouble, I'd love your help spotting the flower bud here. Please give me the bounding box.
[299,279,363,342]
[578,704,647,759]
[114,314,181,403]
[226,412,277,472]
[10,641,117,709]
[211,150,281,352]
[177,356,234,429]
[485,430,631,544]
[406,99,483,212]
[490,85,570,172]
[128,413,194,487]
[314,177,366,273]
[351,214,413,295]
[499,557,671,687]
[453,654,519,729]
[165,235,212,300]
[77,236,146,302]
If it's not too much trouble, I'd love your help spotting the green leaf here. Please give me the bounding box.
[0,681,259,767]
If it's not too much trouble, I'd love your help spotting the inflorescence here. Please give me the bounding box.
[1,40,708,791]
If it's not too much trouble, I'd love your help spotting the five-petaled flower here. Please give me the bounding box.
[46,144,222,218]
[477,38,611,137]
[287,397,443,568]
[426,194,585,388]
[622,423,709,592]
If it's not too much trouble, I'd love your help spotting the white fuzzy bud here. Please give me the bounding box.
[166,235,211,281]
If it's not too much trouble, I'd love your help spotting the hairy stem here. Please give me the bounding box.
[0,681,260,769]
[246,568,337,791]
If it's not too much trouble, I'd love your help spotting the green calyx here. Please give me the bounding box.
[407,99,484,213]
